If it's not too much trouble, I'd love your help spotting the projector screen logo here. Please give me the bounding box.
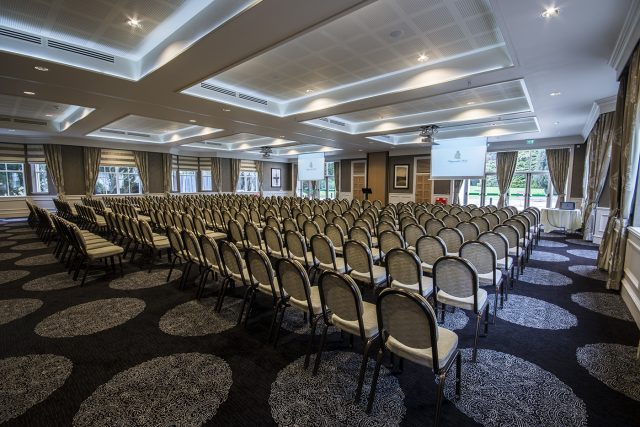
[454,150,461,160]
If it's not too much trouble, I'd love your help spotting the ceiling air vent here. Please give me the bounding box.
[0,117,11,122]
[200,83,236,97]
[47,40,114,63]
[13,118,47,126]
[238,92,268,105]
[128,131,151,138]
[319,118,329,122]
[100,129,126,135]
[204,142,222,147]
[329,119,346,127]
[0,28,41,44]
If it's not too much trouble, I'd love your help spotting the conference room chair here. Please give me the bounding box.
[139,220,170,272]
[460,241,505,323]
[437,227,464,256]
[197,235,226,299]
[479,231,514,291]
[285,230,316,273]
[456,221,480,242]
[218,240,252,313]
[240,248,278,326]
[227,218,247,252]
[344,240,387,290]
[415,235,447,276]
[403,223,426,251]
[310,234,346,274]
[386,248,433,297]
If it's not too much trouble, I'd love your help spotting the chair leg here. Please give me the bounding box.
[80,261,91,286]
[243,289,258,327]
[268,302,282,343]
[355,337,375,402]
[455,351,462,399]
[473,312,482,363]
[118,256,124,276]
[492,289,498,325]
[304,314,321,368]
[272,305,287,347]
[237,286,253,325]
[366,349,385,414]
[434,373,447,427]
[167,255,178,282]
[215,278,229,312]
[312,323,330,375]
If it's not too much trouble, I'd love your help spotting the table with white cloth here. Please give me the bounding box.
[540,208,582,232]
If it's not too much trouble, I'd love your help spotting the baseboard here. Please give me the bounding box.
[622,278,640,329]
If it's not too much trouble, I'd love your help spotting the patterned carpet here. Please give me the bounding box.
[0,221,639,426]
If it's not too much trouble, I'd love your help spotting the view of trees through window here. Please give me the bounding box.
[32,163,48,193]
[237,171,258,192]
[0,163,25,196]
[299,161,336,198]
[95,166,142,195]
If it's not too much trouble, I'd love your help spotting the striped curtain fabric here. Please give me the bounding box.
[100,149,136,166]
[231,159,241,193]
[133,151,150,194]
[162,153,172,193]
[211,157,222,192]
[43,144,65,197]
[255,160,264,194]
[83,147,102,195]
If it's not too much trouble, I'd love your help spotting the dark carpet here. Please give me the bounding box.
[0,221,639,426]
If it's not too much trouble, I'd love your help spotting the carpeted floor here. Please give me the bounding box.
[0,221,639,426]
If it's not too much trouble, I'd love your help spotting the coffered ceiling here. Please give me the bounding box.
[0,0,634,161]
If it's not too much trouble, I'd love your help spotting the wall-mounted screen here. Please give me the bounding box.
[431,138,487,179]
[297,153,325,181]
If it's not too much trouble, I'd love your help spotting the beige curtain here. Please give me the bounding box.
[211,157,222,192]
[82,147,101,196]
[334,161,340,199]
[496,151,518,208]
[546,148,571,208]
[582,112,614,240]
[598,47,640,290]
[255,160,264,195]
[133,151,150,194]
[452,179,463,205]
[44,144,65,197]
[230,159,241,193]
[293,163,298,196]
[162,153,172,194]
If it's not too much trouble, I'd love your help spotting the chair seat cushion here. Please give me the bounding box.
[350,265,386,285]
[496,257,513,270]
[391,277,433,297]
[207,231,227,240]
[478,269,502,287]
[331,301,378,338]
[421,262,433,275]
[319,257,346,273]
[86,245,124,258]
[437,287,488,312]
[289,285,322,315]
[385,327,458,368]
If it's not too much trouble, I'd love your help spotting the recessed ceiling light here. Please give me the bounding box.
[358,149,363,152]
[541,7,560,18]
[279,135,285,138]
[305,89,314,94]
[389,29,404,38]
[45,114,53,117]
[23,91,35,95]
[189,119,196,123]
[127,18,142,29]
[8,129,15,132]
[553,121,560,125]
[550,91,562,97]
[221,108,231,112]
[417,53,429,62]
[34,66,48,72]
[466,101,476,105]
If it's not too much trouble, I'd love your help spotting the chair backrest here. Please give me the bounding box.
[379,229,405,255]
[385,248,423,292]
[313,214,327,231]
[296,213,309,230]
[377,288,441,370]
[349,226,372,248]
[303,220,321,242]
[245,221,263,249]
[457,211,472,222]
[220,240,246,281]
[433,256,480,312]
[377,220,396,235]
[200,235,224,273]
[264,225,285,256]
[437,227,464,253]
[246,248,276,296]
[460,240,496,275]
[505,219,526,242]
[333,216,349,235]
[415,235,446,266]
[310,234,337,268]
[193,216,208,236]
[470,216,490,233]
[183,230,205,264]
[318,271,366,338]
[266,216,281,232]
[403,223,426,247]
[344,239,373,275]
[425,218,445,236]
[228,219,245,245]
[283,217,298,232]
[478,231,509,262]
[482,213,500,229]
[456,221,480,242]
[442,214,460,228]
[325,223,345,250]
[494,224,520,251]
[167,226,184,253]
[285,230,310,262]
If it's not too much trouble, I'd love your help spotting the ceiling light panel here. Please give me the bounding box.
[303,79,533,135]
[185,133,296,151]
[0,0,261,80]
[87,114,222,144]
[0,93,93,132]
[185,0,512,116]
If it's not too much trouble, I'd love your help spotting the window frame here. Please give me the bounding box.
[94,165,143,195]
[0,162,26,197]
[30,163,49,194]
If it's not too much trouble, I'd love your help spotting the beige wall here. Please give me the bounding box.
[367,152,388,203]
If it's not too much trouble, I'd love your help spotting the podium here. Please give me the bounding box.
[361,187,372,201]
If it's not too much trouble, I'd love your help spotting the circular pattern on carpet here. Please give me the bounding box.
[35,298,145,338]
[566,238,599,247]
[0,252,20,261]
[445,349,587,426]
[5,227,33,233]
[159,297,241,336]
[530,251,570,262]
[519,267,573,286]
[109,269,180,290]
[73,353,232,426]
[567,249,598,260]
[538,239,568,248]
[571,292,634,322]
[0,270,30,285]
[15,253,59,266]
[9,234,37,240]
[577,343,640,402]
[0,240,18,248]
[270,351,406,426]
[568,265,608,282]
[0,354,73,423]
[23,272,83,291]
[490,294,577,330]
[280,309,338,335]
[442,308,470,331]
[0,298,43,325]
[11,242,47,251]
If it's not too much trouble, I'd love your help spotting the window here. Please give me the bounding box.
[95,166,142,195]
[179,170,197,193]
[31,163,49,193]
[0,163,25,196]
[171,169,178,192]
[201,170,212,191]
[237,171,258,192]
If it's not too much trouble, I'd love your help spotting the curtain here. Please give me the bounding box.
[582,112,614,240]
[211,157,222,192]
[597,46,640,290]
[293,163,298,196]
[255,160,264,195]
[546,148,571,208]
[452,179,463,204]
[496,151,518,208]
[133,151,149,194]
[230,159,241,193]
[82,147,101,196]
[334,161,340,199]
[44,144,65,197]
[162,153,172,194]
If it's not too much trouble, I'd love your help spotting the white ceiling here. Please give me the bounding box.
[0,0,635,159]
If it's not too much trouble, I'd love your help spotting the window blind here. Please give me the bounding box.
[240,159,256,172]
[179,156,199,171]
[100,149,136,166]
[199,157,212,170]
[26,144,45,163]
[0,143,26,163]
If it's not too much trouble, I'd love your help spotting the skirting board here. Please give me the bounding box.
[388,193,415,204]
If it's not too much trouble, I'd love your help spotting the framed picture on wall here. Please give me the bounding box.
[271,168,281,188]
[394,164,409,189]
